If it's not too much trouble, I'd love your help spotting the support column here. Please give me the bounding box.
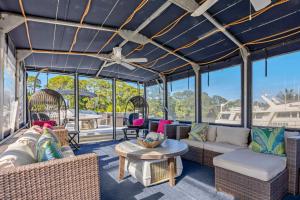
[241,50,251,128]
[192,64,201,123]
[112,78,116,140]
[0,31,5,140]
[159,74,168,120]
[14,60,20,130]
[74,73,79,132]
[143,83,147,118]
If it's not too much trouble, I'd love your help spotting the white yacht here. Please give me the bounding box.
[215,95,300,128]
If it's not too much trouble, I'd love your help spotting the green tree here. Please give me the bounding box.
[27,75,41,96]
[116,81,139,112]
[48,75,75,109]
[48,76,74,90]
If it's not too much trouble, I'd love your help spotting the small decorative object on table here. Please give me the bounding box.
[137,132,165,148]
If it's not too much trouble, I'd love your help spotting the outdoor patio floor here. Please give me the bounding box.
[75,141,300,200]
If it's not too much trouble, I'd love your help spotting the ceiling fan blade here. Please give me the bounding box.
[191,0,218,17]
[123,58,148,63]
[104,62,117,68]
[120,62,136,70]
[250,0,271,11]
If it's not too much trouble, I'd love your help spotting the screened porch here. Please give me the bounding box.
[1,0,300,200]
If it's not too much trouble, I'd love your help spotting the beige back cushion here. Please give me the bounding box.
[0,143,36,169]
[216,126,250,147]
[207,125,217,142]
[61,146,75,158]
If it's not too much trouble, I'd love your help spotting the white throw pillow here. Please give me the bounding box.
[207,125,217,142]
[0,143,36,169]
[216,126,250,147]
[16,131,41,158]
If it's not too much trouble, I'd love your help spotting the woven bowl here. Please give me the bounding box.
[137,138,164,148]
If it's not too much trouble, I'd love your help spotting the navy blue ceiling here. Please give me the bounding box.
[0,0,300,82]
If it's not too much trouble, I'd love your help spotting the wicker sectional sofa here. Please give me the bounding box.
[177,125,249,167]
[177,124,300,200]
[0,128,100,200]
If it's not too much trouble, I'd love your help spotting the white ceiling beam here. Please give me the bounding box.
[0,13,24,33]
[1,12,116,32]
[3,11,197,67]
[168,0,249,57]
[25,64,98,70]
[18,48,160,75]
[167,0,198,13]
[16,49,32,62]
[149,40,194,64]
[27,14,116,33]
[119,1,172,47]
[17,49,113,61]
[202,12,249,56]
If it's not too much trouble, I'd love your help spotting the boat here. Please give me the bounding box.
[215,95,300,128]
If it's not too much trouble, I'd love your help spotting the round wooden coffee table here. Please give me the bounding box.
[115,139,188,186]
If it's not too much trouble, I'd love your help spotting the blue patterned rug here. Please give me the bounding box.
[75,141,299,200]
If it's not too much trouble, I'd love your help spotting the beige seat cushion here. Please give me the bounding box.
[61,146,75,158]
[0,143,36,169]
[207,125,217,142]
[180,139,204,149]
[216,126,249,147]
[213,148,286,181]
[203,141,243,153]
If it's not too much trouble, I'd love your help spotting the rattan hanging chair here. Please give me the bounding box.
[29,88,67,127]
[123,96,149,128]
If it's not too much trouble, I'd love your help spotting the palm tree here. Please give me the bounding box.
[276,89,299,103]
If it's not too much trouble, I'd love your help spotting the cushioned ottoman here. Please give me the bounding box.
[213,149,288,200]
[125,156,183,186]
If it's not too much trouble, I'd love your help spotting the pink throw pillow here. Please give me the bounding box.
[43,122,53,129]
[157,119,172,133]
[32,120,57,128]
[133,118,144,126]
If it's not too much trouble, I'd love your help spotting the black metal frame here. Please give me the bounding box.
[199,63,244,127]
[197,72,201,123]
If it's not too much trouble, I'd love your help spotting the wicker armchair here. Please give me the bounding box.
[0,128,100,200]
[0,153,100,200]
[149,121,182,139]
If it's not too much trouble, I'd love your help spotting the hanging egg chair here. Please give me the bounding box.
[29,88,67,127]
[123,95,149,128]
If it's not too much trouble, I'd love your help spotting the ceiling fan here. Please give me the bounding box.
[191,0,272,17]
[103,47,148,70]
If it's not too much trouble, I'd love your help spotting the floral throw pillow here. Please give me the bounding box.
[188,123,208,142]
[249,127,285,156]
[37,140,63,162]
[36,128,63,162]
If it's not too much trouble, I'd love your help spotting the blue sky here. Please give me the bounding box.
[202,65,241,100]
[252,51,300,101]
[29,50,300,101]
